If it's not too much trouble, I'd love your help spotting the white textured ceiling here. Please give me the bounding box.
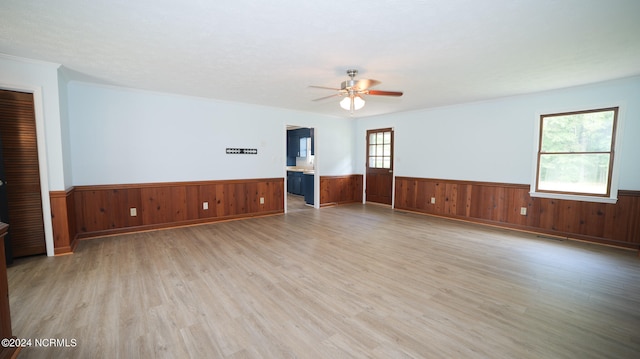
[1,0,639,118]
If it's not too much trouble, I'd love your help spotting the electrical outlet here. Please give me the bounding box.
[130,207,137,217]
[203,201,209,210]
[431,197,436,204]
[260,197,265,204]
[520,207,527,215]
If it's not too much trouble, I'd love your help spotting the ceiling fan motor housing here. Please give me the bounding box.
[341,80,358,91]
[342,69,359,90]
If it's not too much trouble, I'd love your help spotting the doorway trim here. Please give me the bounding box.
[0,82,54,256]
[284,124,319,212]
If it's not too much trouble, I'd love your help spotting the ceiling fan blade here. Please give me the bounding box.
[367,90,403,97]
[309,85,341,91]
[312,93,342,101]
[354,79,380,91]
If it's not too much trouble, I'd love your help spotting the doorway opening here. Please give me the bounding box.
[285,125,317,213]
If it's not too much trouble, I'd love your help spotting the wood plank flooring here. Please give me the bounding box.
[7,204,640,358]
[287,193,311,213]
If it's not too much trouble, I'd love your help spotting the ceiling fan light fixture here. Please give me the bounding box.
[353,95,365,110]
[339,95,365,111]
[339,96,351,110]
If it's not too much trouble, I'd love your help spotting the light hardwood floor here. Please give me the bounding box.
[287,193,312,213]
[7,204,640,358]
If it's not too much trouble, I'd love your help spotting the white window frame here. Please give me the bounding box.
[529,106,623,204]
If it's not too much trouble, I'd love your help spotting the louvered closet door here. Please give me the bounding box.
[0,90,46,257]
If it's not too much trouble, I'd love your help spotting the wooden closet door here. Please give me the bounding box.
[0,90,46,257]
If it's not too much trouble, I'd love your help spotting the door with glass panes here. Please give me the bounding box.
[366,128,393,205]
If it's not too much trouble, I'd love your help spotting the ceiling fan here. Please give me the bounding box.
[310,69,403,113]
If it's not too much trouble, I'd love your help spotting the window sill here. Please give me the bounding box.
[529,190,618,204]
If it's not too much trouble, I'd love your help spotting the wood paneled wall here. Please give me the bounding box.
[50,188,78,255]
[320,175,363,206]
[72,178,284,239]
[51,175,363,253]
[50,175,637,252]
[395,177,640,250]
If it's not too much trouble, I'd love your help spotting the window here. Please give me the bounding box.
[299,137,308,157]
[368,130,392,169]
[534,107,618,198]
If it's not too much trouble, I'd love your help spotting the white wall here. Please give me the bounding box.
[0,54,68,256]
[356,76,640,190]
[0,55,68,190]
[57,68,74,188]
[68,82,354,185]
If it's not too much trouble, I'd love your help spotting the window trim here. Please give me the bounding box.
[530,106,621,204]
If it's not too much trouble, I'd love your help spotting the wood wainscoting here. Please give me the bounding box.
[395,177,640,250]
[50,188,78,255]
[49,175,366,254]
[48,178,284,250]
[320,175,363,206]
